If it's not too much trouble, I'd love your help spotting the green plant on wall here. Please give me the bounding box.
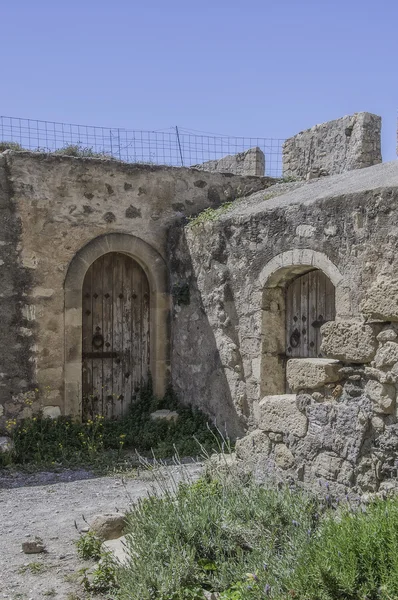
[188,202,235,227]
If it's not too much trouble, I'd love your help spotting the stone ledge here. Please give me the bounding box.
[287,358,341,391]
[254,394,307,438]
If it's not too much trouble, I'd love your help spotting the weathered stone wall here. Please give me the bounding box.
[193,147,265,177]
[283,112,382,180]
[0,150,274,428]
[171,161,398,493]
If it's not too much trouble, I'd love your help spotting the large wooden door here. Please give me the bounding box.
[82,252,150,419]
[286,270,335,359]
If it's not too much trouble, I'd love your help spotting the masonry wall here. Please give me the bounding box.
[0,151,273,428]
[193,147,265,177]
[171,161,398,493]
[283,112,382,180]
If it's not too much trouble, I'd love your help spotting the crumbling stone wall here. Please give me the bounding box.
[193,147,265,177]
[0,150,274,428]
[283,112,382,180]
[171,160,398,493]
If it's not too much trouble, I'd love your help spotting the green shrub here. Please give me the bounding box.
[290,497,398,600]
[0,141,25,152]
[1,384,225,468]
[115,472,398,600]
[116,474,318,599]
[75,531,102,561]
[53,144,114,159]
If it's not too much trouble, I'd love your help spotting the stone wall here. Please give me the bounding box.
[0,150,274,428]
[192,147,265,177]
[283,112,382,180]
[171,161,398,493]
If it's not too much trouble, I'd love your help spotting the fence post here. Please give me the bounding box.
[175,126,184,166]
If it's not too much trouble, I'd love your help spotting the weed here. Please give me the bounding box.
[18,561,47,574]
[188,202,235,226]
[52,144,114,159]
[43,589,56,597]
[116,467,318,599]
[0,141,25,152]
[0,383,225,469]
[75,531,102,561]
[80,552,118,594]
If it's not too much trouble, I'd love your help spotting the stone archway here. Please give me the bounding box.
[64,233,169,418]
[259,250,344,396]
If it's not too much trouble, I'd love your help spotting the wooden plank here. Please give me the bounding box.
[91,256,104,416]
[122,254,133,416]
[308,270,318,358]
[290,276,301,358]
[300,272,309,357]
[142,272,150,385]
[316,271,326,357]
[286,282,293,358]
[102,253,114,419]
[132,262,143,397]
[112,253,124,418]
[82,266,93,419]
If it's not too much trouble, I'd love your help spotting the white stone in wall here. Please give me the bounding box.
[274,443,295,469]
[377,329,398,343]
[42,405,61,419]
[255,394,308,437]
[192,147,265,177]
[286,358,341,392]
[374,342,398,369]
[235,429,271,461]
[320,321,377,363]
[361,279,398,322]
[365,380,395,414]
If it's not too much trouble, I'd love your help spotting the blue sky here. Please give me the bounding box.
[2,0,397,160]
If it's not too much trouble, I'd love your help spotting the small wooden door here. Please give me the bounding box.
[286,270,335,359]
[82,252,150,419]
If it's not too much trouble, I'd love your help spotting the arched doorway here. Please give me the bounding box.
[64,233,169,419]
[259,250,343,397]
[286,269,335,359]
[82,252,150,419]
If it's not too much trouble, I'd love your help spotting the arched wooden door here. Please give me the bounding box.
[286,269,335,359]
[82,252,150,419]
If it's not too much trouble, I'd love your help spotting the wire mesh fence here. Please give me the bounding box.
[0,115,284,177]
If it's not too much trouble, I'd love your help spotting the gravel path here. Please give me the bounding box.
[0,463,202,600]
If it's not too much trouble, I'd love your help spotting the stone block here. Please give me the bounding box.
[365,380,395,414]
[283,112,381,179]
[0,436,14,452]
[235,429,271,461]
[274,443,295,469]
[361,279,398,321]
[286,358,341,392]
[103,535,128,565]
[43,405,61,419]
[90,513,126,541]
[377,329,398,343]
[320,321,377,363]
[255,394,308,437]
[22,537,46,554]
[150,410,178,422]
[311,452,354,485]
[374,342,398,368]
[192,147,265,177]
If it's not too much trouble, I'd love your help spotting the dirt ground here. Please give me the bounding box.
[0,463,203,600]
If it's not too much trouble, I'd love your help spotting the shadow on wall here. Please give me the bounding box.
[168,224,245,440]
